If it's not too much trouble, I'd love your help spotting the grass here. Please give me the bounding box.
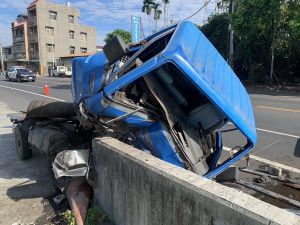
[64,210,76,225]
[64,201,109,225]
[86,201,109,225]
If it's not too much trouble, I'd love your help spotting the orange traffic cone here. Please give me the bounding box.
[44,84,49,95]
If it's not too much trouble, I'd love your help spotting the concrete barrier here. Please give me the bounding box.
[92,137,300,225]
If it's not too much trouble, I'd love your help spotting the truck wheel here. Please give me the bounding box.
[26,100,76,118]
[15,125,32,160]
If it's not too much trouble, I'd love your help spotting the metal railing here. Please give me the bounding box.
[29,16,37,26]
[30,35,38,43]
[13,36,25,44]
[30,52,39,59]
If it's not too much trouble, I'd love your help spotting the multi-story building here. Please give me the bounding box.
[10,0,96,75]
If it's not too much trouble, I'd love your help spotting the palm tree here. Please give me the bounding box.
[162,0,169,28]
[153,3,162,33]
[142,0,155,35]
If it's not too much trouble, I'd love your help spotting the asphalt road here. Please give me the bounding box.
[0,75,73,111]
[221,92,300,170]
[0,74,299,170]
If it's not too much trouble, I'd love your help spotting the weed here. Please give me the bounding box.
[64,209,76,225]
[86,202,109,225]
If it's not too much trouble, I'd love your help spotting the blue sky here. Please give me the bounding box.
[0,0,218,47]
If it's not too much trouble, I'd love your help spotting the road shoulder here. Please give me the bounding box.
[0,101,56,224]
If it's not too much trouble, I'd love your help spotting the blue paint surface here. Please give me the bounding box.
[137,122,185,168]
[71,21,257,177]
[71,52,107,105]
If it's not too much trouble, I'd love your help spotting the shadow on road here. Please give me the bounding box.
[0,132,56,201]
[247,89,300,97]
[50,84,71,90]
[294,138,300,158]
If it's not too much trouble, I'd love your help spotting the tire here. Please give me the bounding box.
[26,100,76,118]
[32,80,35,82]
[15,125,32,160]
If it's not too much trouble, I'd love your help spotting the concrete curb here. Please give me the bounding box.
[93,137,300,225]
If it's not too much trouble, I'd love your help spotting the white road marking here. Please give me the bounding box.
[228,122,300,139]
[2,82,43,89]
[0,84,65,102]
[256,128,300,139]
[223,146,300,174]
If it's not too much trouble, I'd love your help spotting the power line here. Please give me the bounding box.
[179,0,212,21]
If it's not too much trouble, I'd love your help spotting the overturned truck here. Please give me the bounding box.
[11,22,256,187]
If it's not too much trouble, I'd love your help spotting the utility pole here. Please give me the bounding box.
[167,5,169,26]
[52,35,55,69]
[228,0,235,65]
[270,19,275,82]
[0,39,5,75]
[203,0,207,23]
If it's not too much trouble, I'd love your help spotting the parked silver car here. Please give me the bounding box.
[6,67,36,82]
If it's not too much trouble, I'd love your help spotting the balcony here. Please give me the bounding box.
[13,45,25,53]
[13,36,25,44]
[29,16,37,26]
[13,53,26,59]
[3,54,13,60]
[30,34,38,43]
[30,51,39,59]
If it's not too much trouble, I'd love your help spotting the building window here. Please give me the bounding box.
[69,15,74,23]
[49,11,57,20]
[80,32,87,40]
[45,26,54,36]
[31,43,39,52]
[69,30,74,39]
[46,43,54,53]
[80,47,87,53]
[70,46,75,54]
[16,29,24,37]
[30,26,37,35]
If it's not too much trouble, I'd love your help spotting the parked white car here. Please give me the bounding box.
[65,65,72,76]
[53,66,66,77]
[53,66,72,77]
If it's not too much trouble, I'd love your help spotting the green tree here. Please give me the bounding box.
[230,0,282,83]
[104,29,132,44]
[153,3,162,32]
[198,13,229,58]
[162,0,170,28]
[142,0,155,35]
[273,0,300,83]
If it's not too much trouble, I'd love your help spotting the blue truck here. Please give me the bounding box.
[10,21,256,180]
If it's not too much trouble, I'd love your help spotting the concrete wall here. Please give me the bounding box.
[92,137,300,225]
